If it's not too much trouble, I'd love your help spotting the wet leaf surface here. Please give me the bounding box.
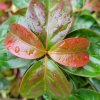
[26,0,73,48]
[0,15,33,69]
[61,29,100,77]
[20,57,71,99]
[68,89,100,100]
[89,78,100,92]
[5,23,46,59]
[49,38,89,68]
[0,0,100,99]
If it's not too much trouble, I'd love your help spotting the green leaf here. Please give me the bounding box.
[68,95,77,100]
[71,14,98,32]
[0,75,10,90]
[26,0,73,49]
[68,89,100,100]
[43,95,53,100]
[61,29,100,77]
[70,0,85,12]
[6,54,33,69]
[12,0,29,8]
[0,15,27,37]
[68,75,87,91]
[89,78,100,92]
[90,25,100,35]
[20,57,71,99]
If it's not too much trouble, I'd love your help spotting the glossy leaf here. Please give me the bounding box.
[26,0,73,48]
[20,57,71,99]
[70,0,84,12]
[68,75,87,91]
[0,15,33,69]
[0,53,32,69]
[89,78,100,92]
[49,38,89,68]
[68,95,77,100]
[71,14,98,32]
[6,54,33,68]
[62,29,100,77]
[5,23,46,59]
[68,89,100,100]
[90,25,100,35]
[0,15,26,37]
[12,0,29,8]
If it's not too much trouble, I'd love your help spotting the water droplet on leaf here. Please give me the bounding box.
[15,46,20,53]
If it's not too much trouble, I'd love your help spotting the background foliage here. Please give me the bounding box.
[0,0,100,100]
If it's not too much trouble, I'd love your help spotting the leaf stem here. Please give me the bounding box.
[43,56,47,92]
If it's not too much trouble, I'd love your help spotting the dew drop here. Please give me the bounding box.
[15,46,20,53]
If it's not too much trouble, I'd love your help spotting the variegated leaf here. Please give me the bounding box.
[5,23,46,59]
[48,38,90,68]
[26,0,73,48]
[20,57,71,99]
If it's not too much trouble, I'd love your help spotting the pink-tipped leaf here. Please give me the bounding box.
[5,23,46,59]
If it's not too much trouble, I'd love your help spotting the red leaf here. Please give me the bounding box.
[10,23,44,49]
[5,23,46,59]
[48,38,90,68]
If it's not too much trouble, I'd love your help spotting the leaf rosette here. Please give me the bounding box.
[5,0,90,99]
